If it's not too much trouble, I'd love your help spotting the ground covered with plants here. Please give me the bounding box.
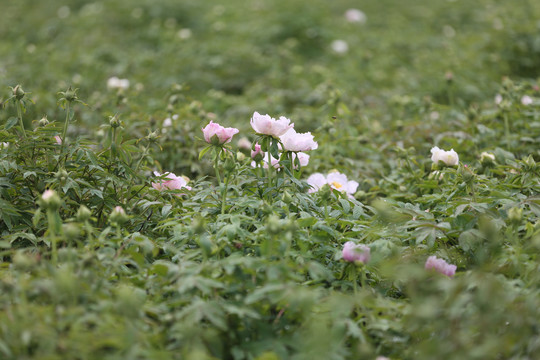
[1,0,540,359]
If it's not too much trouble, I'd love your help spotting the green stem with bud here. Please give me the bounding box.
[16,100,27,139]
[62,101,71,146]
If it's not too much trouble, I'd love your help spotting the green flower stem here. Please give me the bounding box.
[214,149,222,184]
[16,100,27,139]
[47,209,59,265]
[221,172,231,214]
[61,101,71,146]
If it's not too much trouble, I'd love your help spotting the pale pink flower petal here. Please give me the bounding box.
[250,112,293,137]
[306,173,327,193]
[152,172,191,195]
[279,128,318,152]
[425,256,456,277]
[342,241,370,263]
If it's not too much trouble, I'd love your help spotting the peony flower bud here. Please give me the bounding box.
[13,85,25,100]
[38,116,49,127]
[76,205,92,222]
[110,206,128,225]
[40,189,61,210]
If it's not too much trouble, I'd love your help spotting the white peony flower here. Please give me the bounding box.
[430,146,459,166]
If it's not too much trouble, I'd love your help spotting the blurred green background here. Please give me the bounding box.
[2,0,539,117]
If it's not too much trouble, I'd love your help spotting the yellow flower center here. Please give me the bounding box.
[330,181,343,189]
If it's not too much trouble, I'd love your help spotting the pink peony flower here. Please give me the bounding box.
[202,121,239,145]
[430,146,459,166]
[250,112,293,137]
[279,128,318,152]
[342,241,370,263]
[425,256,456,277]
[307,171,358,198]
[152,171,192,195]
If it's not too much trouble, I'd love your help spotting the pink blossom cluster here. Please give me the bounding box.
[307,171,359,198]
[342,241,370,263]
[425,256,457,277]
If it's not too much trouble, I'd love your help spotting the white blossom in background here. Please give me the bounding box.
[345,9,367,24]
[178,28,192,39]
[163,117,172,128]
[521,95,533,106]
[494,94,502,105]
[107,76,130,90]
[237,137,252,150]
[331,40,349,54]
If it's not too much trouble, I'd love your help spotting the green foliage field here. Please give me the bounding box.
[1,0,539,359]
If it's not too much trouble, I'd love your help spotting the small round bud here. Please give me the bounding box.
[146,130,159,142]
[266,215,282,235]
[13,85,25,100]
[64,87,78,102]
[223,157,236,173]
[110,206,128,225]
[76,205,92,222]
[282,190,293,204]
[40,189,62,210]
[480,152,495,166]
[109,115,120,128]
[508,207,523,224]
[459,164,475,183]
[236,152,246,162]
[38,116,49,127]
[55,168,69,183]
